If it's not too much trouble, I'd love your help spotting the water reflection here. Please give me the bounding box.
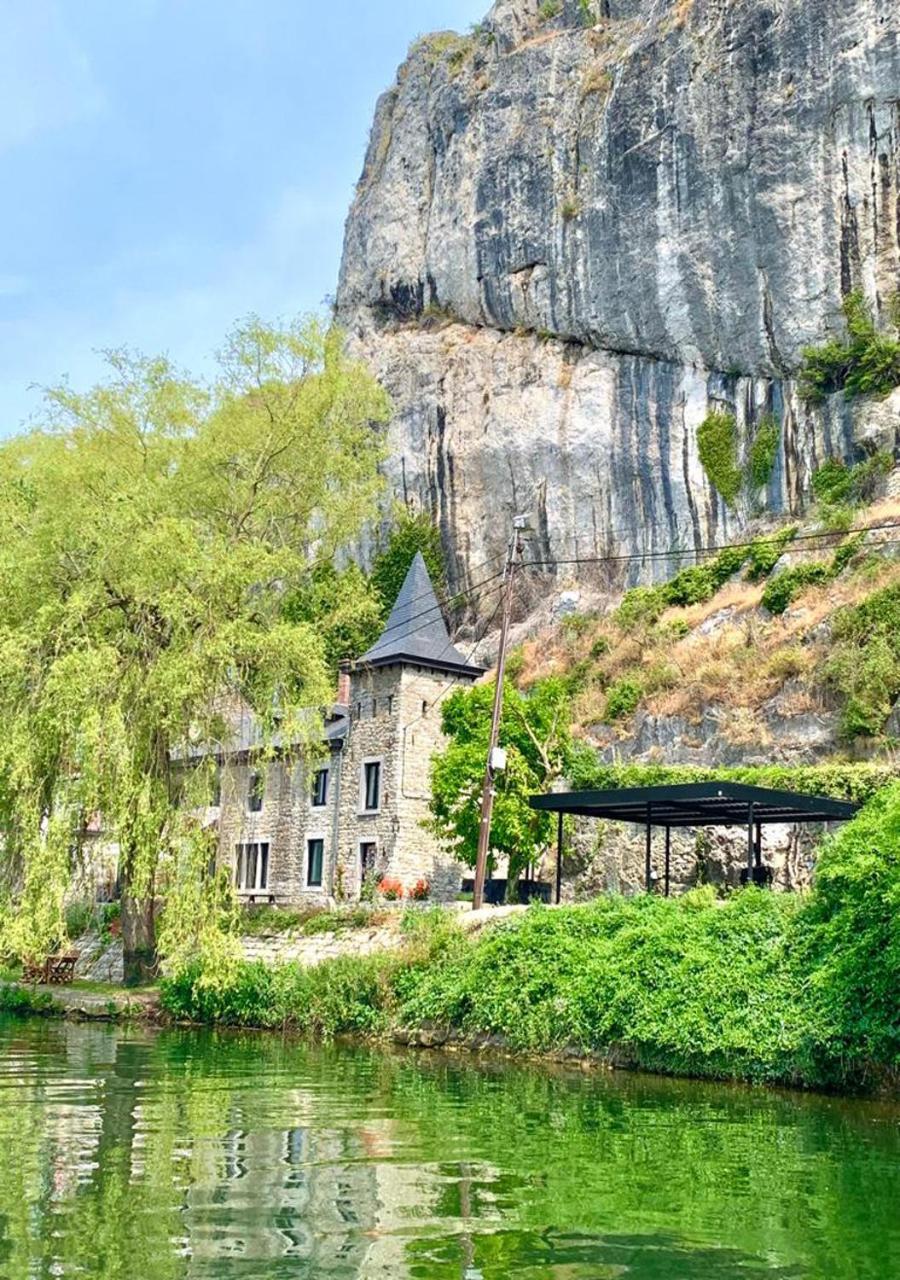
[0,1018,897,1279]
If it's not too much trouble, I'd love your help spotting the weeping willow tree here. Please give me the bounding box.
[0,317,389,983]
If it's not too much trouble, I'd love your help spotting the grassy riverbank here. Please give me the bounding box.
[157,782,900,1093]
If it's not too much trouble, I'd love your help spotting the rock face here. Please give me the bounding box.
[337,0,900,594]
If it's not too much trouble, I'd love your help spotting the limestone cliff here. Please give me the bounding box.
[337,0,900,597]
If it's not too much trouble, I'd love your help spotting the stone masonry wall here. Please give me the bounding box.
[215,755,332,907]
[336,665,403,899]
[392,664,477,899]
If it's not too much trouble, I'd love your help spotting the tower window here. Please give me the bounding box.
[361,760,381,813]
[307,839,324,888]
[311,768,328,807]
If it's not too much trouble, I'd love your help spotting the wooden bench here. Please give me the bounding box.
[22,952,79,985]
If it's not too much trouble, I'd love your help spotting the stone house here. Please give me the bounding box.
[208,554,483,905]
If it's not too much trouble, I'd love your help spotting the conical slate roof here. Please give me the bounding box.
[358,552,484,677]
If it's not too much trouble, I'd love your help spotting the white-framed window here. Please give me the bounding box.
[248,770,264,813]
[359,840,377,883]
[360,759,382,813]
[307,838,325,888]
[311,767,329,808]
[235,842,269,892]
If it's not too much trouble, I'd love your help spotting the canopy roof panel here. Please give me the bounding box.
[529,781,858,828]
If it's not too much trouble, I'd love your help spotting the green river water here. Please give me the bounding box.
[0,1017,898,1279]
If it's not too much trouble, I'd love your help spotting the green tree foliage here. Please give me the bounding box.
[370,509,446,617]
[427,678,571,885]
[0,317,390,980]
[800,291,900,401]
[282,562,383,668]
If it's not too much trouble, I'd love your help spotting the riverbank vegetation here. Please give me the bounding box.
[159,783,900,1092]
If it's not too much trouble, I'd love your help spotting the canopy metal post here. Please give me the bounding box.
[556,811,563,905]
[645,803,653,892]
[664,826,671,898]
[755,821,763,868]
[747,802,756,882]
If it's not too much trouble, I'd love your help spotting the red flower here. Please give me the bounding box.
[378,877,404,901]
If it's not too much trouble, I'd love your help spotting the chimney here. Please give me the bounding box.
[337,659,351,707]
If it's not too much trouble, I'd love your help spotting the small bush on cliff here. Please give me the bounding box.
[603,675,643,722]
[812,453,893,510]
[825,581,900,738]
[800,291,900,401]
[761,562,831,615]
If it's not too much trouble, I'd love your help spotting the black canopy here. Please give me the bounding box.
[529,781,858,828]
[529,781,859,899]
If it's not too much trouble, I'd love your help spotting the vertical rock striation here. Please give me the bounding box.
[337,0,900,593]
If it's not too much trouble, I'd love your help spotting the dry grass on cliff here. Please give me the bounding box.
[516,539,900,737]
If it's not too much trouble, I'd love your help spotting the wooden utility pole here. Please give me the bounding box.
[472,519,526,910]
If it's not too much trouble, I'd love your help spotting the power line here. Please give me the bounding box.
[521,519,900,571]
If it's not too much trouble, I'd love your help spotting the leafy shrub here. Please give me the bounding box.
[241,906,311,936]
[795,781,900,1074]
[539,0,562,21]
[615,585,667,630]
[0,983,53,1015]
[800,291,900,401]
[603,675,643,722]
[747,413,781,491]
[826,582,900,738]
[697,410,743,506]
[745,526,798,581]
[64,900,95,940]
[161,953,400,1034]
[378,877,403,901]
[664,565,717,607]
[395,891,807,1081]
[811,453,893,509]
[761,562,831,615]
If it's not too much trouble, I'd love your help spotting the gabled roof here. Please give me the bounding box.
[358,552,485,678]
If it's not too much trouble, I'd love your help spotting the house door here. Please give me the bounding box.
[360,842,377,886]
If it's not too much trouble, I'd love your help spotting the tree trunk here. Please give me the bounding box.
[121,893,157,986]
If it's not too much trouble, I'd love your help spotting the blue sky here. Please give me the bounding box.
[0,0,487,435]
